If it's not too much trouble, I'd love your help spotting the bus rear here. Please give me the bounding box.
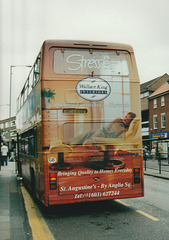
[41,40,144,206]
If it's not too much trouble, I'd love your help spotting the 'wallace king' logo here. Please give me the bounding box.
[76,77,111,101]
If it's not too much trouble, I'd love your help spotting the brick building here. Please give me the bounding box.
[140,73,169,149]
[148,81,169,156]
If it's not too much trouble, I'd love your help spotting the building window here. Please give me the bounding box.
[161,96,165,106]
[161,113,166,128]
[140,91,150,99]
[153,115,158,129]
[153,99,157,108]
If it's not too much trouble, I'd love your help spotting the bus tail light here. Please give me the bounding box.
[134,168,140,184]
[49,173,57,189]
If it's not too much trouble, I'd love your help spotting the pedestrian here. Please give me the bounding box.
[143,146,147,161]
[1,143,8,166]
[151,147,156,161]
[10,144,15,161]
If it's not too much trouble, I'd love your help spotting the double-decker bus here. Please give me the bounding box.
[16,40,144,207]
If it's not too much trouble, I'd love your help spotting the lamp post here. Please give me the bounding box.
[9,65,31,175]
[9,65,32,118]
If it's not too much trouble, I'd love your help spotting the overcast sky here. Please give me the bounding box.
[1,0,169,119]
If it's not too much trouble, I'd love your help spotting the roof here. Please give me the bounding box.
[148,81,169,98]
[140,75,163,91]
[43,40,134,52]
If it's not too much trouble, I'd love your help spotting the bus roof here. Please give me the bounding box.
[42,40,134,52]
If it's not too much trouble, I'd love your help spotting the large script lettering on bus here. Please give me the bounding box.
[53,50,129,76]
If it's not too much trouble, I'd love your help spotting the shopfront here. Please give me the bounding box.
[151,132,169,158]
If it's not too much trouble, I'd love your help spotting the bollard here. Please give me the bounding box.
[144,155,147,171]
[143,149,147,171]
[158,153,161,174]
[159,159,161,174]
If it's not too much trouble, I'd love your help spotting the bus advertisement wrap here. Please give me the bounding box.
[16,40,144,206]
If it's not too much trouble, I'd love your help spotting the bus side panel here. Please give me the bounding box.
[20,154,31,189]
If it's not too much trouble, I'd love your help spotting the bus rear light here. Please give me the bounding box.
[49,172,57,189]
[134,168,140,184]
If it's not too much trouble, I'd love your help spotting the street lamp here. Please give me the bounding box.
[9,65,32,118]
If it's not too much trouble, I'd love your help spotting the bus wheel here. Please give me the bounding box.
[31,169,36,201]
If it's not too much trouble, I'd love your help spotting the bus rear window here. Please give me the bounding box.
[53,50,129,76]
[63,122,125,145]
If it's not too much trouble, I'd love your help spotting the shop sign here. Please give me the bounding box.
[151,132,169,139]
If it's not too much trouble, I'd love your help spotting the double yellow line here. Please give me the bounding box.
[21,186,55,240]
[21,186,159,240]
[115,199,159,222]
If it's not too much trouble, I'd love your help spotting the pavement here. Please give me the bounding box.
[144,158,169,180]
[0,161,32,240]
[144,168,169,180]
[0,159,169,240]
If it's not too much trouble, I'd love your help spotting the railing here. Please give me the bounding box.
[143,152,169,174]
